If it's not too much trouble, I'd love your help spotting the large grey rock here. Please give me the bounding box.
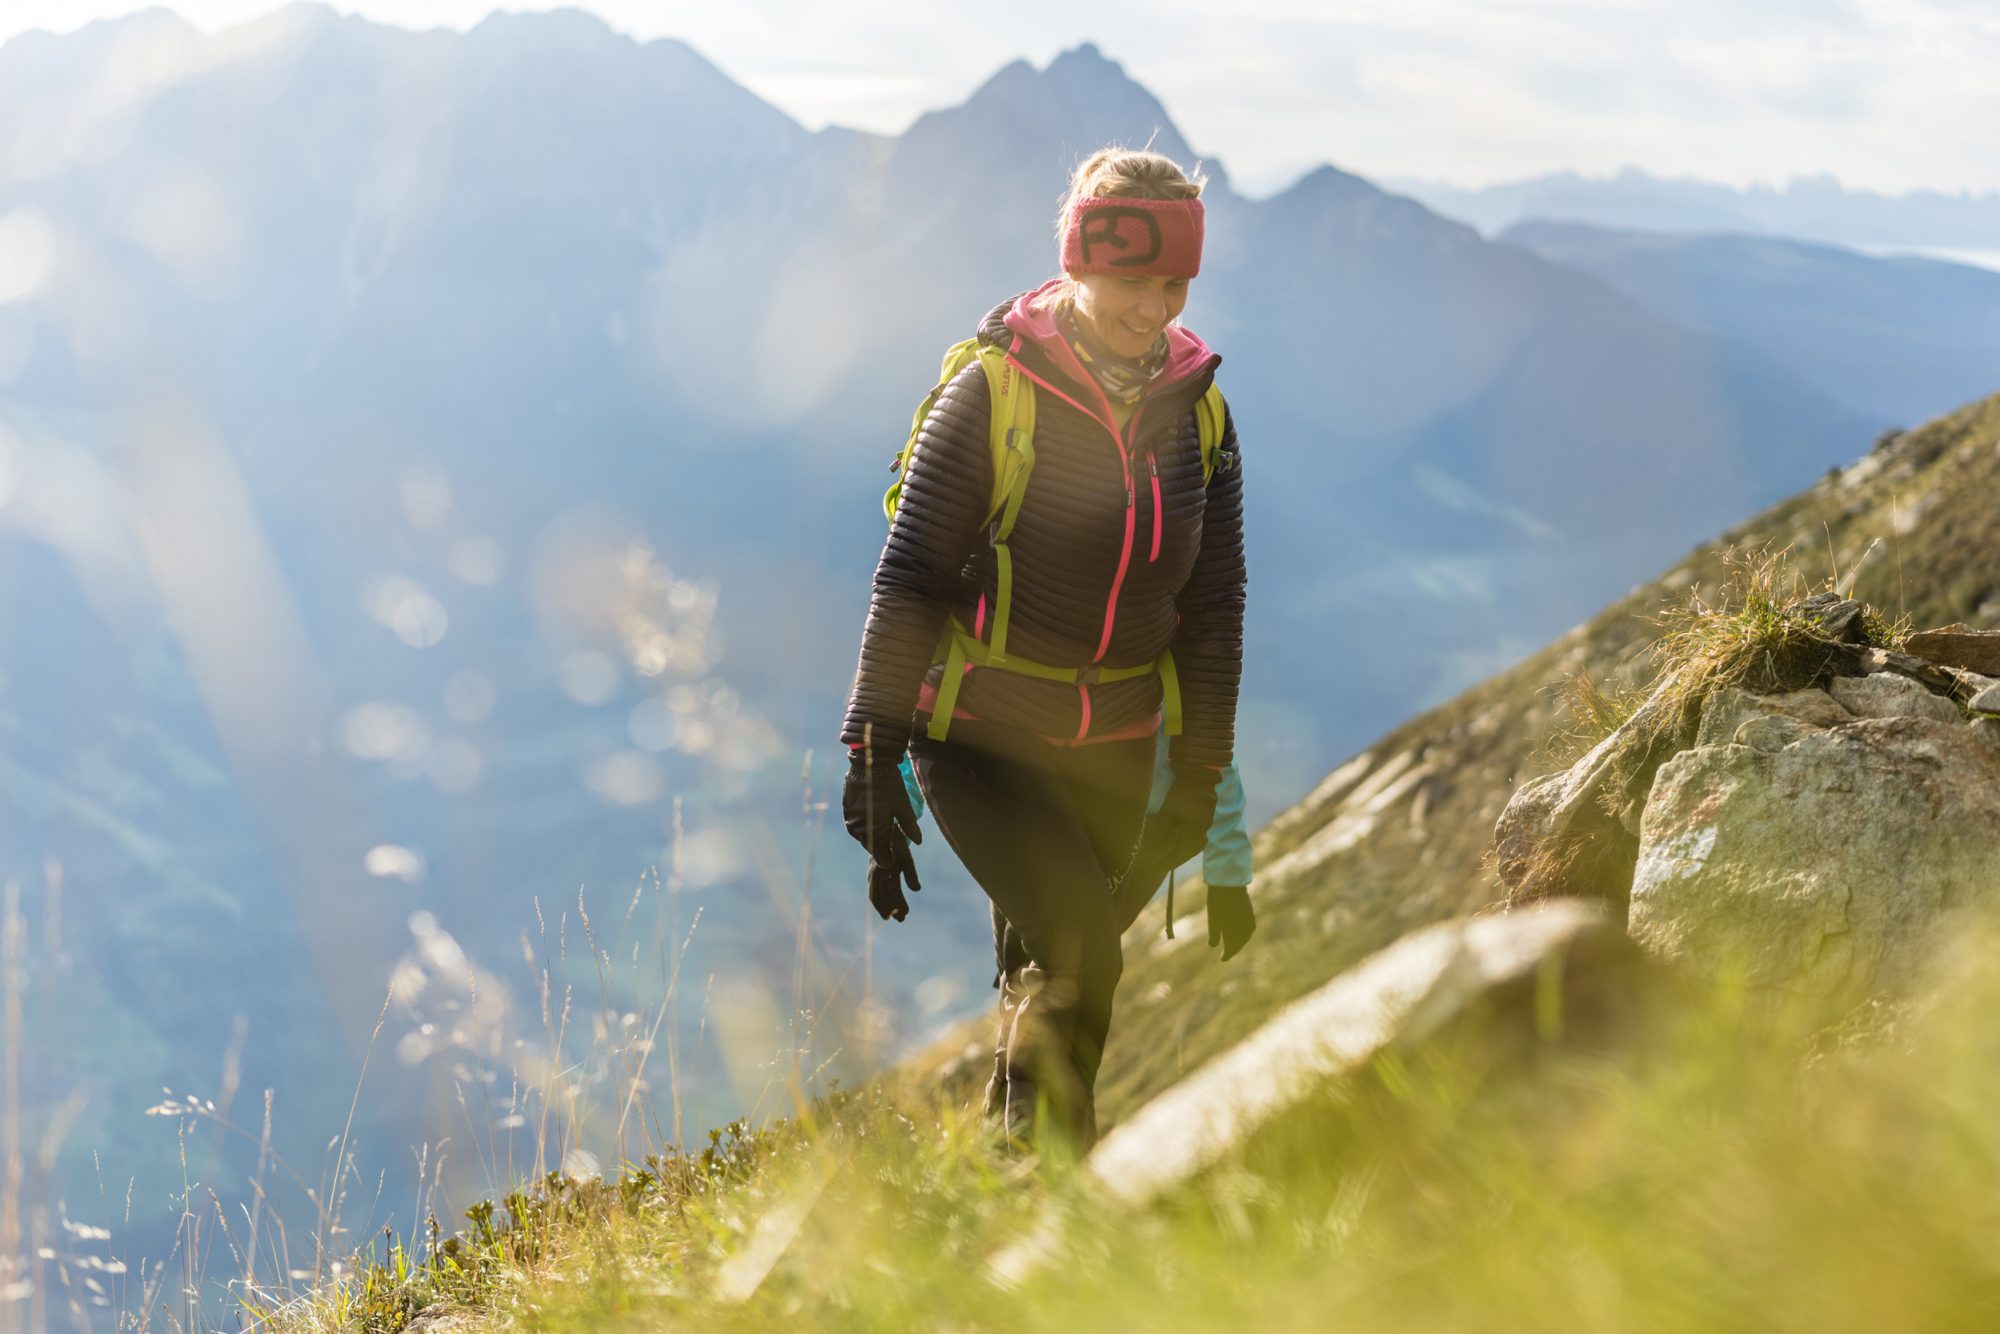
[1086,900,1619,1208]
[1829,672,1965,725]
[990,900,1636,1284]
[1629,715,2000,1004]
[1972,681,2000,715]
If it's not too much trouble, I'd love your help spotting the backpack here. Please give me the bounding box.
[884,337,1230,743]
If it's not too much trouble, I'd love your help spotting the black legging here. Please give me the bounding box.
[909,720,1154,1138]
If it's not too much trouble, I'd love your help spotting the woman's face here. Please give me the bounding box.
[1071,272,1189,360]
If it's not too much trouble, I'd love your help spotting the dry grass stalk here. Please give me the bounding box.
[1543,668,1647,767]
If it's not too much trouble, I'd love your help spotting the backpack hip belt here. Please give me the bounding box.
[926,621,1183,743]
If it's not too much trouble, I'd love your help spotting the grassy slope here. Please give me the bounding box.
[916,389,2000,1127]
[272,392,2000,1332]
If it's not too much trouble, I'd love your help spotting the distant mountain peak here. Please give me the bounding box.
[1046,41,1115,72]
[242,1,361,38]
[106,5,197,37]
[975,56,1037,94]
[1280,162,1386,204]
[1039,41,1154,106]
[907,42,1220,191]
[467,4,630,47]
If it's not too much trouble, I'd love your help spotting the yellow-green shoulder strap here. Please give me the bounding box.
[884,340,1036,528]
[974,345,1035,532]
[1195,383,1227,486]
[973,344,1035,661]
[884,337,984,524]
[922,344,1040,740]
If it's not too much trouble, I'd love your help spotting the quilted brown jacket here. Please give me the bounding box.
[840,279,1245,768]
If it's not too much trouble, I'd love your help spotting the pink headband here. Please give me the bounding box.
[1061,195,1204,278]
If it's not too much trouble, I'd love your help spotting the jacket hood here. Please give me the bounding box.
[979,278,1219,420]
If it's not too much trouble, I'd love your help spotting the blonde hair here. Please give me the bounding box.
[1035,147,1207,313]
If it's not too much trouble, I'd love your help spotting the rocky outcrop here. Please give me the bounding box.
[1494,592,1887,910]
[1497,607,2000,1008]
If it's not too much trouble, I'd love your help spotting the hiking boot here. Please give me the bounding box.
[999,1076,1040,1152]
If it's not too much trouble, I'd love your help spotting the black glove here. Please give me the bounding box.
[842,746,923,922]
[1111,765,1222,926]
[1206,886,1255,961]
[1156,763,1222,837]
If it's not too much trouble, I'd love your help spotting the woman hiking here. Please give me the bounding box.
[840,148,1252,1147]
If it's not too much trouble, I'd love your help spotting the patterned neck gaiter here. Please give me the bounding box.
[1057,304,1171,406]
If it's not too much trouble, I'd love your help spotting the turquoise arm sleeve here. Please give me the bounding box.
[1203,762,1252,887]
[898,753,926,821]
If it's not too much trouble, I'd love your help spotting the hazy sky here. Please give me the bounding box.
[5,0,1999,197]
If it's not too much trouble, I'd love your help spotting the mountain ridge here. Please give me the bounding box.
[1500,218,2000,424]
[1398,164,2000,250]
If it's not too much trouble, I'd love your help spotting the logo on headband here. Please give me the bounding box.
[1063,196,1203,277]
[1077,206,1162,268]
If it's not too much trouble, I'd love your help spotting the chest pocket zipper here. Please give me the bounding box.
[1147,453,1162,563]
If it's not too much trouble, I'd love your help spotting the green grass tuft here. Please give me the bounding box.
[1644,544,1849,715]
[254,1116,800,1332]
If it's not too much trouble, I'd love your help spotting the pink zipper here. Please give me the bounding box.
[1147,453,1162,562]
[1003,349,1143,665]
[1094,400,1149,659]
[1098,462,1137,662]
